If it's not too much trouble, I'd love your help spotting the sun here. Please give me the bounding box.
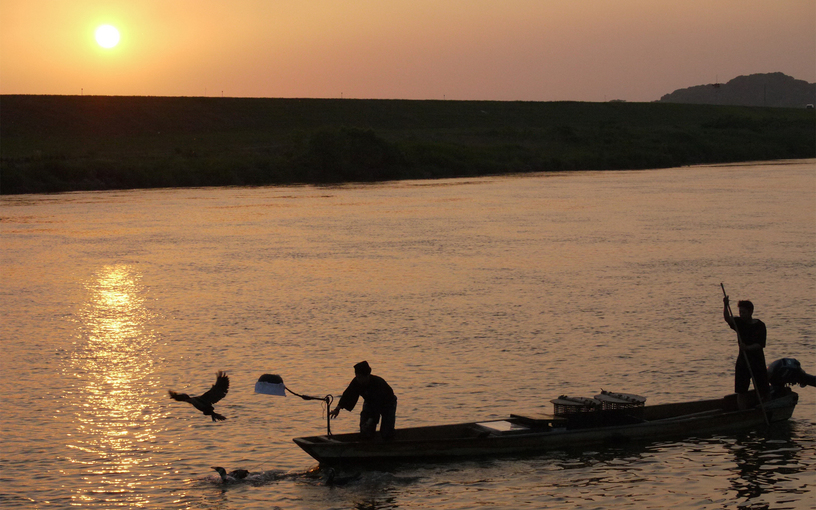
[95,25,120,49]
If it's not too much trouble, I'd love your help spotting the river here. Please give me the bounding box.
[1,160,814,509]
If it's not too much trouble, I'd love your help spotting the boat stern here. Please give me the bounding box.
[764,389,798,422]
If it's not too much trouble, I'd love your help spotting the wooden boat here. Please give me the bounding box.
[293,389,799,465]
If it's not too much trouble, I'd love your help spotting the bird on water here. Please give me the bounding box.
[169,371,230,421]
[211,466,250,483]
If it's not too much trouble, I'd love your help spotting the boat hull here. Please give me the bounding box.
[293,391,798,465]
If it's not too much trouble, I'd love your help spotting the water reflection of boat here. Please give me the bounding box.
[293,390,799,466]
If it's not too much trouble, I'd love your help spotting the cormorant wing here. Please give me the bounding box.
[199,371,229,404]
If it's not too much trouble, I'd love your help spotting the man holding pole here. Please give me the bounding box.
[723,295,771,409]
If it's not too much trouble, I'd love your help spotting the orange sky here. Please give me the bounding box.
[1,0,813,101]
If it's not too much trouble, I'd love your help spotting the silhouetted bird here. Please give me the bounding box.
[324,467,361,486]
[211,466,250,483]
[169,371,229,421]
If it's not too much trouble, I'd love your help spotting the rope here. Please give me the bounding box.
[285,387,334,436]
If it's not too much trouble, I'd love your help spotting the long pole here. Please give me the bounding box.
[721,283,769,426]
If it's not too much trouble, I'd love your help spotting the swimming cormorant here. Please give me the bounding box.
[324,467,361,486]
[169,371,229,421]
[211,466,250,483]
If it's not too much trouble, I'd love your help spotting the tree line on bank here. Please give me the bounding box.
[1,95,813,194]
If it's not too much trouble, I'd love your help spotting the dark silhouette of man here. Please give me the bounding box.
[330,361,397,440]
[723,296,770,408]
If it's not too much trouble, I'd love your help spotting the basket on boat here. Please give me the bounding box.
[593,390,646,411]
[550,396,602,416]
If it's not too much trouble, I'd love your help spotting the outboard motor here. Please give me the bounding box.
[768,358,816,390]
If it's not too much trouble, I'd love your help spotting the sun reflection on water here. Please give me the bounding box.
[64,264,162,506]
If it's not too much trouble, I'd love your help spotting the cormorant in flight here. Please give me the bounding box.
[169,371,229,421]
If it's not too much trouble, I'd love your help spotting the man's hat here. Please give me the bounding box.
[354,360,371,375]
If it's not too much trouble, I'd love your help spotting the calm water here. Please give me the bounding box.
[1,160,814,509]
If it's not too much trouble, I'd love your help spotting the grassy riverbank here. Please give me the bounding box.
[1,95,814,194]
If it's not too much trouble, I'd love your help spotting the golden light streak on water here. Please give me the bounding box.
[63,264,162,506]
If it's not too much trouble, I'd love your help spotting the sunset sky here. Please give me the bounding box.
[1,1,813,102]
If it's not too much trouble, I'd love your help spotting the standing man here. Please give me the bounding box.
[330,361,397,440]
[723,296,771,408]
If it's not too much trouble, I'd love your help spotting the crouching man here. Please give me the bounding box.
[330,361,397,440]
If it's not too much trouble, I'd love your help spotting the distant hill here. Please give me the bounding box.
[659,73,815,108]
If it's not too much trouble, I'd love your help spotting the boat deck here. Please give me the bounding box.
[292,391,798,465]
[299,397,730,445]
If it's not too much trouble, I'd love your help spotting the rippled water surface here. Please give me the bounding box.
[2,160,814,509]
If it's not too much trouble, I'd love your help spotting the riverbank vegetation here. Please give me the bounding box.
[1,95,813,194]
